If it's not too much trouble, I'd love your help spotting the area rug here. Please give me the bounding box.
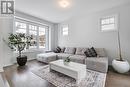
[31,65,106,87]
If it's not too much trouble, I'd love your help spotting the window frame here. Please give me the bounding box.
[28,24,38,49]
[14,16,50,51]
[38,26,49,49]
[15,21,27,34]
[100,14,118,32]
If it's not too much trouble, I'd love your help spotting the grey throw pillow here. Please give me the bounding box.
[53,46,61,53]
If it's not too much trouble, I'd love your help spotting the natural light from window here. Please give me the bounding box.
[100,15,117,31]
[15,22,26,34]
[29,25,37,49]
[14,17,49,50]
[39,27,46,48]
[62,24,68,36]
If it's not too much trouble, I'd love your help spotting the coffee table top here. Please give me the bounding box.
[50,59,86,72]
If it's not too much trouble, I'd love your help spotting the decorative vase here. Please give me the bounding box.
[112,59,130,73]
[64,61,70,65]
[17,55,27,66]
[112,25,130,73]
[64,57,70,65]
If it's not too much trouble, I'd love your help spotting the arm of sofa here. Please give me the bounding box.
[85,57,108,73]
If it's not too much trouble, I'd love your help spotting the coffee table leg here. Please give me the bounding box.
[76,71,86,85]
[49,64,52,72]
[76,78,81,85]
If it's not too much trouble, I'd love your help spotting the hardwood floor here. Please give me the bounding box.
[2,60,56,87]
[1,60,130,87]
[106,66,130,87]
[0,72,10,87]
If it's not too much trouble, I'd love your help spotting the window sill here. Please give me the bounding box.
[13,49,46,54]
[101,29,117,32]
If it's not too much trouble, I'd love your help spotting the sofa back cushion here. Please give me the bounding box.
[95,48,106,57]
[75,47,87,55]
[60,47,65,53]
[64,47,76,54]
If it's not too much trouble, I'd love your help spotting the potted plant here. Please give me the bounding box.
[64,57,71,65]
[112,29,130,73]
[8,33,32,66]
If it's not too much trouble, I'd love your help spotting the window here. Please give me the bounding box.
[15,22,27,34]
[29,25,37,49]
[39,27,46,48]
[100,15,118,31]
[62,24,68,36]
[14,17,49,50]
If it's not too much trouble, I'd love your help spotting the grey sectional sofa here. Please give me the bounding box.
[36,47,108,73]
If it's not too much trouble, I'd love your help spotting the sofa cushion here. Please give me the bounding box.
[95,48,106,57]
[69,55,86,64]
[85,57,108,73]
[75,47,87,55]
[60,47,65,53]
[36,52,57,63]
[64,47,76,54]
[56,53,73,59]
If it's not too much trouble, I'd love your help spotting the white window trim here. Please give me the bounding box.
[100,14,118,32]
[13,16,50,52]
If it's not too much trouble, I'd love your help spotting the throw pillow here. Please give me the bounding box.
[53,46,61,53]
[64,47,76,54]
[90,47,97,57]
[84,51,91,57]
[84,47,98,57]
[60,47,65,53]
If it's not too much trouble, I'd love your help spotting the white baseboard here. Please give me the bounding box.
[4,62,14,68]
[28,58,36,61]
[3,58,36,68]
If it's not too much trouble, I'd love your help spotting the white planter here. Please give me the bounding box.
[112,59,130,73]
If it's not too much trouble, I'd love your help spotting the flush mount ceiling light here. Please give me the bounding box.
[59,0,70,8]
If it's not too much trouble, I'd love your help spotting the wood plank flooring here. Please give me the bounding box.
[1,60,130,87]
[106,66,130,87]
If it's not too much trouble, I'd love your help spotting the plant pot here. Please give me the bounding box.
[17,55,27,66]
[112,59,130,73]
[64,61,70,66]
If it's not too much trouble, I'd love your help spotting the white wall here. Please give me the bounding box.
[0,17,14,67]
[58,3,130,65]
[54,24,59,48]
[0,18,4,71]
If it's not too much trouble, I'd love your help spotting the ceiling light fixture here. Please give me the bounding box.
[59,0,70,8]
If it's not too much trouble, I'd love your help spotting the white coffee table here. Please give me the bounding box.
[49,59,86,84]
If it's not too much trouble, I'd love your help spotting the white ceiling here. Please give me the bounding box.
[15,0,130,23]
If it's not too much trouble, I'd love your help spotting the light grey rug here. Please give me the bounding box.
[31,65,106,87]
